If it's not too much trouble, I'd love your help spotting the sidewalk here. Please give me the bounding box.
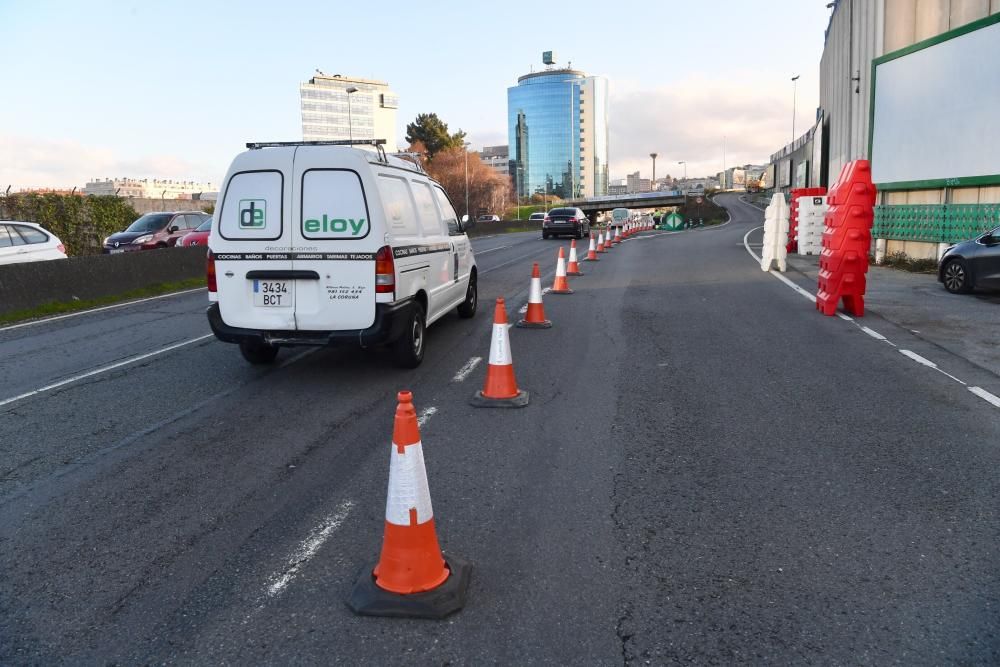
[786,252,1000,378]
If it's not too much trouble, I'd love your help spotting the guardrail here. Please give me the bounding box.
[0,247,207,317]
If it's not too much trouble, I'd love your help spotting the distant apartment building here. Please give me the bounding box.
[300,73,399,151]
[626,171,651,193]
[480,145,509,177]
[82,178,215,199]
[608,178,628,195]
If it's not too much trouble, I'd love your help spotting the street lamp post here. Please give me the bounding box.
[791,75,800,144]
[346,86,359,141]
[678,161,687,181]
[463,142,471,221]
[650,153,657,187]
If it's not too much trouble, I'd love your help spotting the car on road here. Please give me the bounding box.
[529,212,545,223]
[178,217,213,247]
[542,207,591,240]
[103,211,211,253]
[0,221,67,265]
[476,214,501,223]
[938,225,1000,293]
[207,141,478,368]
[610,207,630,229]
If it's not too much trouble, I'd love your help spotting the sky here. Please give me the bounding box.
[0,0,834,190]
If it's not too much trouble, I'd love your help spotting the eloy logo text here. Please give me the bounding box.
[304,215,367,235]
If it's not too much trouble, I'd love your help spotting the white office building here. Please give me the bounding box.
[300,73,399,150]
[82,178,215,199]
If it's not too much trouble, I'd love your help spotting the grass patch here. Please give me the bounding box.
[879,251,938,274]
[0,277,206,326]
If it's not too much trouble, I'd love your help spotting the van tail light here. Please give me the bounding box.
[207,250,217,292]
[375,245,396,294]
[568,217,577,223]
[56,243,66,254]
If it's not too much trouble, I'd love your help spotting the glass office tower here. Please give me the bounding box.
[507,69,609,200]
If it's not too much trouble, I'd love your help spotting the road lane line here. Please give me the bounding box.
[474,245,512,255]
[900,349,937,369]
[861,327,886,341]
[417,406,438,426]
[0,333,215,408]
[0,287,207,333]
[969,387,1000,408]
[266,500,354,598]
[452,357,482,382]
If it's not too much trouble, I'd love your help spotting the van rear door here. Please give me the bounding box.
[213,150,295,331]
[291,147,378,331]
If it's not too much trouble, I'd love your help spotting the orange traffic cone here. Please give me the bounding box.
[470,298,530,407]
[586,234,599,261]
[517,263,552,329]
[550,247,574,294]
[566,240,583,276]
[596,231,607,253]
[614,226,622,244]
[348,390,471,618]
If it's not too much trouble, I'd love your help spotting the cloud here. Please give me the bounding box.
[609,74,815,180]
[0,134,224,190]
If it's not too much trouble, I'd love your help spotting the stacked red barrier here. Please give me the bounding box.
[788,187,827,253]
[816,161,876,317]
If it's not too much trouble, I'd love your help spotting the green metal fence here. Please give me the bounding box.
[873,203,1000,243]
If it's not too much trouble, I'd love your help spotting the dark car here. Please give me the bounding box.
[542,207,591,240]
[103,211,211,253]
[938,225,1000,293]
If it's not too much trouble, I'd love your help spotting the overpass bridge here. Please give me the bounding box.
[564,190,688,220]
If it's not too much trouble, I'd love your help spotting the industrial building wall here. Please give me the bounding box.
[820,0,1000,259]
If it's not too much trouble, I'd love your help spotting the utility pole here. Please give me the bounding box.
[346,86,358,142]
[791,75,800,144]
[650,153,658,186]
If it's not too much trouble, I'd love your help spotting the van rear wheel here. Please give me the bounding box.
[392,302,425,369]
[239,340,279,364]
[457,273,477,318]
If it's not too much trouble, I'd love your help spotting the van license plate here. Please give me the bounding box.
[253,279,294,307]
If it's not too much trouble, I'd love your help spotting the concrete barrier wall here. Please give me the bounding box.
[0,247,206,316]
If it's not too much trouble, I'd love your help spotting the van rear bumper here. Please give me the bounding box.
[207,300,412,348]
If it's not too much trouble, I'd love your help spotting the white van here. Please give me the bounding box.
[610,208,630,228]
[207,140,478,368]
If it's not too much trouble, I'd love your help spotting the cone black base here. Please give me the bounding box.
[469,390,530,408]
[549,289,574,295]
[516,319,552,329]
[567,271,583,276]
[347,554,472,619]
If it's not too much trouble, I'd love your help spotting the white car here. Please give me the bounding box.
[207,140,478,368]
[0,221,67,265]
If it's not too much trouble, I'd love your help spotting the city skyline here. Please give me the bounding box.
[0,1,831,190]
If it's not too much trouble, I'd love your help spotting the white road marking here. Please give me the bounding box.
[969,387,1000,408]
[900,349,937,369]
[0,333,215,408]
[741,226,817,303]
[861,327,886,341]
[452,356,482,382]
[266,500,354,598]
[475,245,511,255]
[417,406,438,426]
[0,287,207,333]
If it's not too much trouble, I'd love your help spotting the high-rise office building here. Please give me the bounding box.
[300,73,399,150]
[507,57,609,200]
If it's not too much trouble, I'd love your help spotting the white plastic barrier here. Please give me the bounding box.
[797,195,828,256]
[760,193,789,272]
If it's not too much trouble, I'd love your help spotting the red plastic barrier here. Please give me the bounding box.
[788,187,827,253]
[816,161,876,317]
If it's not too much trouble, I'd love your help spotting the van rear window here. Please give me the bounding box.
[301,169,370,240]
[219,170,283,240]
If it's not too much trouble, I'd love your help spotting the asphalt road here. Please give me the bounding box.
[2,203,999,664]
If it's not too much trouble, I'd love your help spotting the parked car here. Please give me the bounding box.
[938,225,1000,293]
[476,214,501,223]
[0,221,67,265]
[529,212,545,223]
[207,142,478,368]
[102,211,211,253]
[178,217,213,247]
[542,207,591,240]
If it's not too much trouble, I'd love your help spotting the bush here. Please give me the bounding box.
[0,193,139,256]
[880,251,938,274]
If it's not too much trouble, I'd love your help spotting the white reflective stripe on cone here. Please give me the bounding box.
[555,256,567,277]
[588,237,596,251]
[489,322,512,365]
[528,277,543,303]
[385,440,434,525]
[569,244,579,262]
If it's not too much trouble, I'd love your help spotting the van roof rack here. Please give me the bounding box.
[246,139,388,161]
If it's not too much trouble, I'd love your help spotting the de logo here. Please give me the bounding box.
[239,199,266,228]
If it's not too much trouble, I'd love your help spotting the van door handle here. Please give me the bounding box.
[245,270,320,280]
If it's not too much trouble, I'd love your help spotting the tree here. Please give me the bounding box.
[405,113,467,159]
[423,146,513,220]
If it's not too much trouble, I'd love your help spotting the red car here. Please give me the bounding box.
[178,217,212,247]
